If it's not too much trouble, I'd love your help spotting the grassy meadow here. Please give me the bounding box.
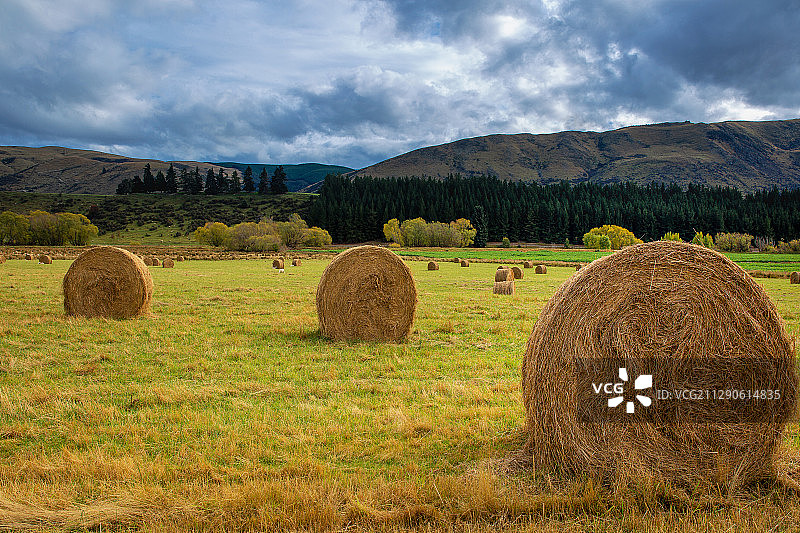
[1,255,800,531]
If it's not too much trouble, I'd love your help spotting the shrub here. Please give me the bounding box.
[691,231,714,248]
[661,232,682,242]
[714,232,753,253]
[583,225,640,250]
[383,217,476,248]
[777,239,800,254]
[193,222,230,247]
[193,214,330,250]
[501,237,511,248]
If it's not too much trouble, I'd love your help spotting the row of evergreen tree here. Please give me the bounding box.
[307,174,800,244]
[115,164,289,195]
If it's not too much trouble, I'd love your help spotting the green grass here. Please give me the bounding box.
[1,255,800,530]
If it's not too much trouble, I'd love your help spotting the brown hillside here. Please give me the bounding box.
[352,119,800,191]
[0,146,225,194]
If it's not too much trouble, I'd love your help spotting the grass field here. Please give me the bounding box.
[1,256,800,531]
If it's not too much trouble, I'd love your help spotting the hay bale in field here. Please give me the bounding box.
[0,254,5,264]
[292,259,302,266]
[452,257,461,263]
[522,241,798,489]
[38,254,52,264]
[524,260,534,268]
[791,271,800,284]
[62,246,153,319]
[535,265,547,274]
[151,257,160,267]
[460,259,470,267]
[427,261,439,271]
[142,256,153,266]
[24,253,33,261]
[575,264,582,271]
[493,280,515,295]
[497,265,507,270]
[176,256,185,262]
[511,266,524,280]
[162,258,175,268]
[495,268,514,282]
[273,258,285,269]
[316,245,417,342]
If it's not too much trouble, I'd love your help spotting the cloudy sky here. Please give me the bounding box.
[1,0,799,169]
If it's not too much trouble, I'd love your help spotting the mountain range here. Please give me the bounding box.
[2,118,799,195]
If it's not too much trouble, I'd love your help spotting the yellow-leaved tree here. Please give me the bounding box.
[582,225,642,250]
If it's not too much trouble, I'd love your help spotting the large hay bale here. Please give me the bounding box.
[495,268,514,282]
[427,261,439,271]
[162,258,175,268]
[38,254,52,264]
[273,258,285,269]
[791,271,800,284]
[493,280,515,295]
[292,259,302,267]
[460,259,470,267]
[316,245,417,342]
[522,241,797,488]
[63,246,153,319]
[535,265,547,274]
[511,266,523,280]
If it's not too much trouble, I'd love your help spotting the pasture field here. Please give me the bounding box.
[0,256,799,531]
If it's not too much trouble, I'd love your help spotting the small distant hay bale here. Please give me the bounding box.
[38,254,52,264]
[24,253,33,261]
[497,265,507,270]
[460,259,470,267]
[162,258,175,268]
[524,260,535,268]
[452,257,461,263]
[63,246,153,319]
[292,259,302,266]
[575,264,583,271]
[176,256,185,262]
[151,257,160,267]
[495,268,514,282]
[273,258,285,269]
[316,245,417,342]
[427,261,439,271]
[511,266,524,279]
[142,256,153,266]
[0,254,5,264]
[791,271,800,284]
[493,280,515,295]
[522,241,798,489]
[535,265,547,274]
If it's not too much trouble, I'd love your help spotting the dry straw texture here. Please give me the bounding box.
[176,256,185,261]
[791,271,800,284]
[63,246,153,319]
[495,268,514,282]
[142,256,153,266]
[524,261,535,268]
[452,257,461,263]
[575,264,583,271]
[493,280,515,295]
[511,266,524,279]
[316,245,417,342]
[292,259,302,266]
[38,254,52,264]
[497,265,507,270]
[460,259,470,267]
[273,258,285,269]
[522,241,798,489]
[535,265,547,274]
[427,261,439,271]
[162,258,175,268]
[151,257,160,267]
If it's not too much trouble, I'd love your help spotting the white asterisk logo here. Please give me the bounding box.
[608,367,652,413]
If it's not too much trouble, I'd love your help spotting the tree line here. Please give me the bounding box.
[307,174,800,245]
[0,210,98,245]
[116,164,289,195]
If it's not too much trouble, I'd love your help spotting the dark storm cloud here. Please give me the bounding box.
[0,0,798,167]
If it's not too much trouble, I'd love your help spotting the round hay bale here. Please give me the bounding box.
[292,258,302,267]
[316,245,417,342]
[511,266,524,280]
[522,241,798,488]
[63,246,153,319]
[142,256,154,266]
[493,280,515,295]
[273,258,285,269]
[427,261,439,271]
[524,260,535,268]
[151,257,160,267]
[38,254,52,264]
[176,256,185,262]
[24,253,33,261]
[453,257,461,263]
[535,265,547,274]
[162,258,175,268]
[460,259,470,267]
[791,271,800,284]
[495,268,514,282]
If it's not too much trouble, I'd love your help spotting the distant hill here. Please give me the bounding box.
[214,162,353,193]
[352,119,800,192]
[0,146,351,194]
